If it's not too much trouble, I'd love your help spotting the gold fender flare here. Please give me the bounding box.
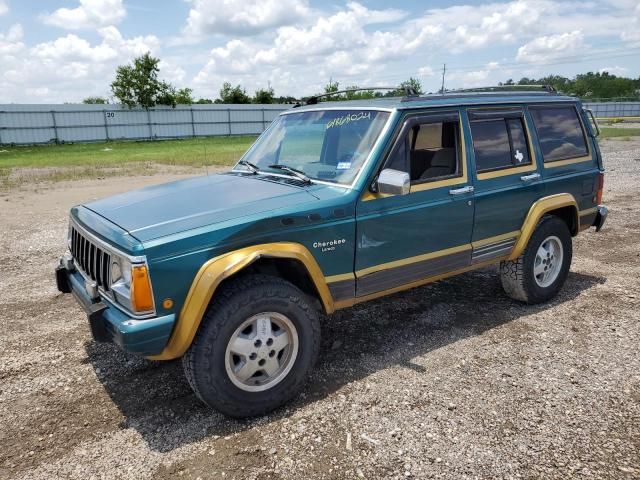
[508,193,578,260]
[148,242,334,360]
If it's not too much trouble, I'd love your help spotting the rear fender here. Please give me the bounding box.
[509,193,578,260]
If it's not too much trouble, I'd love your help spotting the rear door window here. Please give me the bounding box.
[470,117,531,173]
[529,106,588,162]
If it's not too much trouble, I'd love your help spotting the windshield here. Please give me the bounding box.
[235,109,390,185]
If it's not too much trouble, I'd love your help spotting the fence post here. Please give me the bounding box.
[51,110,59,144]
[147,108,153,140]
[262,108,266,131]
[103,109,110,141]
[227,108,232,136]
[190,107,196,137]
[0,111,3,145]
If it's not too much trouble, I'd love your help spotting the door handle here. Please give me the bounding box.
[520,173,541,183]
[449,185,474,195]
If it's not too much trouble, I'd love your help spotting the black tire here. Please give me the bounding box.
[182,274,320,417]
[500,215,573,304]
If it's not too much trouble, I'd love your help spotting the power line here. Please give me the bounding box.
[341,46,640,86]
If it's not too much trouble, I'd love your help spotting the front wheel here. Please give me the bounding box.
[182,274,321,417]
[500,216,573,304]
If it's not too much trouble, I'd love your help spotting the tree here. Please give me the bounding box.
[512,72,640,99]
[111,52,177,108]
[216,82,251,104]
[323,80,340,101]
[175,87,194,105]
[195,98,214,104]
[274,95,298,104]
[253,86,275,104]
[399,77,423,95]
[83,96,108,104]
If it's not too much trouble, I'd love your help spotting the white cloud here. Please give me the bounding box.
[598,66,628,76]
[2,0,640,102]
[159,60,187,85]
[1,26,160,102]
[620,3,640,45]
[31,27,159,62]
[0,0,8,16]
[183,0,311,37]
[193,1,410,95]
[418,66,435,77]
[0,24,23,55]
[41,0,126,30]
[516,31,585,64]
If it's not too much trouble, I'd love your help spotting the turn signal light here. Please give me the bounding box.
[131,265,154,313]
[595,172,604,205]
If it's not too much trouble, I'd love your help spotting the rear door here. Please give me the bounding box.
[466,106,544,262]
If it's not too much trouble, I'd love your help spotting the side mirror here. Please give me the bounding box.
[377,168,410,195]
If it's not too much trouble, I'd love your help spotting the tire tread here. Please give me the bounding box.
[182,274,320,417]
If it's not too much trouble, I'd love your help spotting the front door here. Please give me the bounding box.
[355,110,474,298]
[466,106,544,263]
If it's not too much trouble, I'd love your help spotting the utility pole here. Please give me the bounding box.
[441,64,446,93]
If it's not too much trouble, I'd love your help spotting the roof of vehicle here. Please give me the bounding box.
[283,91,578,114]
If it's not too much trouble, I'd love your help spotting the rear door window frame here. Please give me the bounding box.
[467,106,537,179]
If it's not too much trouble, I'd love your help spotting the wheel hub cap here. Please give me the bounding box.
[225,312,299,392]
[533,235,563,288]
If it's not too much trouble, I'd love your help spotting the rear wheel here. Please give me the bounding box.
[183,274,320,417]
[500,216,572,304]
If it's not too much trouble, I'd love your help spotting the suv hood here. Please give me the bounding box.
[84,173,319,242]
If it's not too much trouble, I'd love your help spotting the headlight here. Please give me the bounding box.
[110,256,154,315]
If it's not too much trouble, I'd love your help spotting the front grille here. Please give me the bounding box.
[70,225,111,291]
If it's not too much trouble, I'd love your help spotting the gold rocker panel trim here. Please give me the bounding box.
[508,193,578,260]
[334,256,510,310]
[149,242,335,361]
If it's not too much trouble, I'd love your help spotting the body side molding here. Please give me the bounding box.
[148,242,334,360]
[508,193,578,260]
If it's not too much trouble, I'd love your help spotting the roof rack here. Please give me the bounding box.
[445,84,557,94]
[398,84,560,104]
[297,86,419,107]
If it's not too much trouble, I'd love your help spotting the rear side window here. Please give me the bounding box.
[530,106,588,162]
[470,117,531,172]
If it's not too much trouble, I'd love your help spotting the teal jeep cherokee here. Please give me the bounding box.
[56,86,608,417]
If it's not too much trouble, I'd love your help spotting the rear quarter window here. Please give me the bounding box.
[530,106,588,162]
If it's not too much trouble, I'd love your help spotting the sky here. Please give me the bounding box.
[0,0,638,103]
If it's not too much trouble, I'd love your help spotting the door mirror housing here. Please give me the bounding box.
[377,168,410,196]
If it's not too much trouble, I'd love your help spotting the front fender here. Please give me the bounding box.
[148,242,334,360]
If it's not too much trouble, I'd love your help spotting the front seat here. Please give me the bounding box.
[420,149,456,179]
[419,122,457,180]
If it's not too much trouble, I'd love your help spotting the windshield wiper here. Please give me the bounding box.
[268,164,313,184]
[236,160,261,174]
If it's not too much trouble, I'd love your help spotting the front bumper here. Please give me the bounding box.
[56,261,175,357]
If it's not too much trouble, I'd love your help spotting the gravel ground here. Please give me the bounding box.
[0,140,638,479]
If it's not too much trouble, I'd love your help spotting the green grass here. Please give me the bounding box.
[0,136,257,170]
[600,127,640,138]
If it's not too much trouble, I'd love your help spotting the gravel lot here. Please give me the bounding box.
[1,139,638,479]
